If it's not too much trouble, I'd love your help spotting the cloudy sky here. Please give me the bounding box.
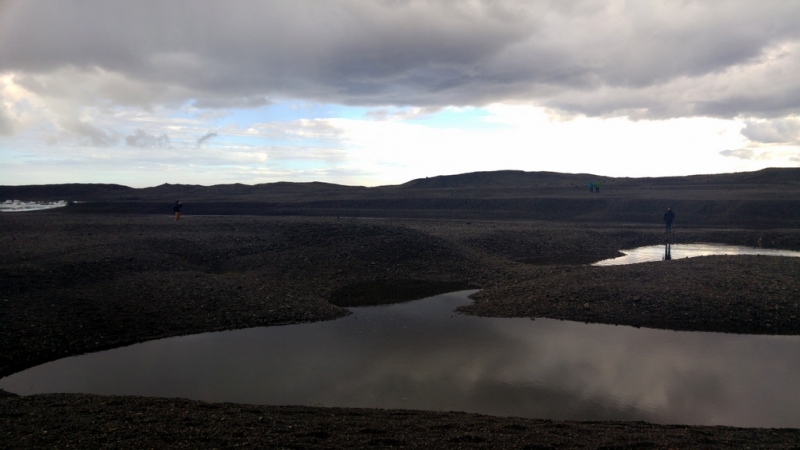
[1,0,799,187]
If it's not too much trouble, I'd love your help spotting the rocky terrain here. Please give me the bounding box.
[3,168,800,448]
[3,394,800,449]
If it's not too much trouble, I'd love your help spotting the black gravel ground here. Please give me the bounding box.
[3,394,800,449]
[464,255,800,334]
[3,212,800,448]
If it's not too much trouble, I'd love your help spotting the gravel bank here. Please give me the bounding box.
[464,255,800,334]
[1,214,511,376]
[3,212,800,447]
[3,394,800,449]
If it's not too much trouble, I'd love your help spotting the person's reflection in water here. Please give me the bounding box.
[664,243,672,260]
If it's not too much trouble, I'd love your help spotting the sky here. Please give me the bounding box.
[1,0,799,188]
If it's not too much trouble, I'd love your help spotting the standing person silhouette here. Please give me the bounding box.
[663,207,675,233]
[173,200,183,221]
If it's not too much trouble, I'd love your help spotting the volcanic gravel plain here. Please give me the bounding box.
[3,169,800,448]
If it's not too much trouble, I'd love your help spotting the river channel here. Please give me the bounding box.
[2,244,800,428]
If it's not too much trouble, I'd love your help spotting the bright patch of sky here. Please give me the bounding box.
[407,107,507,131]
[204,101,369,128]
[324,105,765,186]
[1,87,796,187]
[110,100,784,187]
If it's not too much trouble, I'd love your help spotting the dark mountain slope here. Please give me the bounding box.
[0,183,133,201]
[2,168,799,227]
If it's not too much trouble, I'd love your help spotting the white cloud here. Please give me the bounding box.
[2,78,797,188]
[314,105,784,185]
[741,117,800,144]
[125,129,171,148]
[62,119,120,147]
[0,104,13,135]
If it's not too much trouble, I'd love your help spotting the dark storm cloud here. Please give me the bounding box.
[2,0,800,118]
[125,129,171,148]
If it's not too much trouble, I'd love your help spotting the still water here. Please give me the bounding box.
[594,242,800,266]
[2,244,800,428]
[3,290,800,428]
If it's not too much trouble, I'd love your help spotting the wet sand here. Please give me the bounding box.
[2,212,800,448]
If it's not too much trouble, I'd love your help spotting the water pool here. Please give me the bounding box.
[594,243,800,266]
[3,289,800,428]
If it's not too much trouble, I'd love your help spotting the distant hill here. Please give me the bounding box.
[2,168,799,227]
[2,168,798,201]
[398,167,800,189]
[0,181,366,202]
[0,183,134,201]
[130,181,366,201]
[397,171,597,189]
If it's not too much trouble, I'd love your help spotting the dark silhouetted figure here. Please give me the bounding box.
[663,207,675,233]
[664,243,672,260]
[173,200,183,221]
[595,181,600,193]
[589,181,594,193]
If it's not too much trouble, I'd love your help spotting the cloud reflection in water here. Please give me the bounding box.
[2,290,799,428]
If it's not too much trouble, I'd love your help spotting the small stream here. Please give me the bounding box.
[2,244,800,428]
